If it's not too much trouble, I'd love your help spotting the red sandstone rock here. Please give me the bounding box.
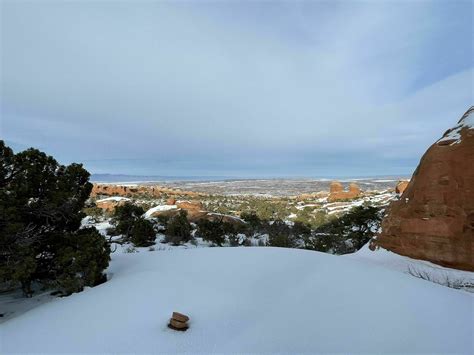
[91,184,206,199]
[172,312,190,322]
[169,318,188,330]
[376,106,474,271]
[95,197,130,212]
[176,201,203,211]
[395,180,409,194]
[327,181,361,202]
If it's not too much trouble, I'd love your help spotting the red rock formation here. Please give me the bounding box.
[91,184,205,199]
[376,107,474,271]
[95,197,131,212]
[327,181,361,202]
[146,201,245,226]
[395,180,409,194]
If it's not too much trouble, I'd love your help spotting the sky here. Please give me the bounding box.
[1,0,473,178]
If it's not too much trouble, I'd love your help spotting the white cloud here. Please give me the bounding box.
[1,1,472,176]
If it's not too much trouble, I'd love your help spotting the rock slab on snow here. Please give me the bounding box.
[169,312,190,331]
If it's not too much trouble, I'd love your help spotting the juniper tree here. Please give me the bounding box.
[0,141,110,296]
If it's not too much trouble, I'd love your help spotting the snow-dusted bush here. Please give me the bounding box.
[164,210,192,245]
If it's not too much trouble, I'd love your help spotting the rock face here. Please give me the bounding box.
[327,181,361,202]
[376,107,474,271]
[395,180,409,194]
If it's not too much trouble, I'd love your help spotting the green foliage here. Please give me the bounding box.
[164,210,192,245]
[240,211,262,233]
[0,140,110,296]
[197,219,239,246]
[83,206,104,219]
[266,220,299,248]
[52,228,110,294]
[112,203,145,238]
[305,205,382,254]
[292,221,311,237]
[111,202,155,247]
[130,218,156,247]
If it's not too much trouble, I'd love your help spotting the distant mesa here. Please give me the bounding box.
[395,180,409,194]
[327,181,361,202]
[375,106,474,271]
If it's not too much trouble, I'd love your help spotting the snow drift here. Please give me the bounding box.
[1,247,472,353]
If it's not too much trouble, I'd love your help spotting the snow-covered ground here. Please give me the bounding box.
[1,246,472,353]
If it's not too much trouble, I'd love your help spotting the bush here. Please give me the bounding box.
[197,219,226,246]
[240,211,262,232]
[227,233,248,247]
[292,221,311,237]
[266,220,299,248]
[0,141,110,297]
[164,210,192,245]
[130,218,156,247]
[305,205,382,254]
[52,228,110,295]
[112,203,145,238]
[83,206,104,220]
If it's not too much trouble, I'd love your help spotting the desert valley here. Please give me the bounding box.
[1,107,473,353]
[1,1,473,353]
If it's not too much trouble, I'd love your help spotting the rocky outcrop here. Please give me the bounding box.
[294,191,328,201]
[146,200,246,226]
[376,107,474,271]
[327,181,361,202]
[91,184,205,199]
[395,180,409,194]
[95,197,131,212]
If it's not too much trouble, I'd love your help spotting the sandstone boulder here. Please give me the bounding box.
[376,106,474,271]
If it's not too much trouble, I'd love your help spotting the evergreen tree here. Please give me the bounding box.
[165,210,192,245]
[112,203,145,238]
[0,141,110,296]
[130,218,156,247]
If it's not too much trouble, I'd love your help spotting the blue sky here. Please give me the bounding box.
[1,0,473,177]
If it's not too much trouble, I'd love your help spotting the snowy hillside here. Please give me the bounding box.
[1,247,472,353]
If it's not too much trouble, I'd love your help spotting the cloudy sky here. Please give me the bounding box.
[1,0,473,178]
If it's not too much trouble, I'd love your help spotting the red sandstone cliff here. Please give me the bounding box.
[376,106,474,271]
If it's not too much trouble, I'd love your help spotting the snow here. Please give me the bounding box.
[437,106,474,145]
[144,205,178,218]
[1,247,472,353]
[348,244,474,289]
[96,196,131,203]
